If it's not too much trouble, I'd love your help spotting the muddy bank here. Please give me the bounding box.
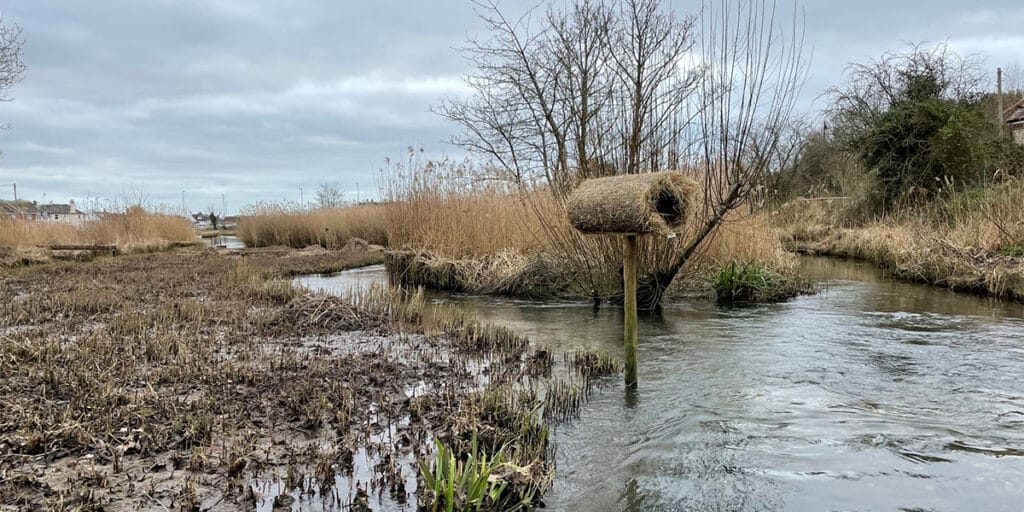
[0,251,613,510]
[384,250,578,300]
[385,249,810,305]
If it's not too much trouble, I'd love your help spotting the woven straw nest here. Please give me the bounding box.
[566,171,698,235]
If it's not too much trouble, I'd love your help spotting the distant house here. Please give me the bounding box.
[191,212,210,229]
[1005,97,1024,144]
[39,200,87,226]
[0,200,41,221]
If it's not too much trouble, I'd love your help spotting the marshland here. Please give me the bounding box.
[3,0,1024,511]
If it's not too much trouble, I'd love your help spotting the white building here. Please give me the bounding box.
[39,199,88,226]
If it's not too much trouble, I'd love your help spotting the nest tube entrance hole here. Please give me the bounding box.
[653,188,683,226]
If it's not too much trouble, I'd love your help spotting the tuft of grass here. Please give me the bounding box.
[999,245,1024,258]
[711,260,808,303]
[419,434,534,512]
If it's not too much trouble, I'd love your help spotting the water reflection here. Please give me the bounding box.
[297,257,1024,511]
[203,234,245,249]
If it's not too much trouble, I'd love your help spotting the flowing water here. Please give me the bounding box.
[297,257,1024,511]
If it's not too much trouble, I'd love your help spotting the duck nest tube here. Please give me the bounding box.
[566,171,698,235]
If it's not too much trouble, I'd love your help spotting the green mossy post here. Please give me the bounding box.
[623,234,639,388]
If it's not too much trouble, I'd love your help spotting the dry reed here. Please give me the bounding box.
[379,155,794,299]
[239,155,795,300]
[0,205,194,251]
[777,178,1024,300]
[238,202,389,249]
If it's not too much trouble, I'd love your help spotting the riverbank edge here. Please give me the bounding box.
[782,228,1024,302]
[384,249,811,305]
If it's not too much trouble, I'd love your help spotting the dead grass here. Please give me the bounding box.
[237,245,386,277]
[0,206,194,252]
[237,202,389,249]
[777,179,1024,301]
[0,249,612,510]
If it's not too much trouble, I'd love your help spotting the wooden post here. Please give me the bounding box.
[623,234,638,388]
[998,67,1005,138]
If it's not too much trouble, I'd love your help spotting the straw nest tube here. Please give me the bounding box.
[566,171,698,235]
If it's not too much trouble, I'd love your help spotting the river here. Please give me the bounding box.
[295,257,1024,511]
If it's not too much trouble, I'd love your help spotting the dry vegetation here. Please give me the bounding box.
[0,249,617,510]
[0,206,194,250]
[777,179,1024,300]
[237,203,389,249]
[380,168,798,302]
[241,156,798,304]
[0,207,196,269]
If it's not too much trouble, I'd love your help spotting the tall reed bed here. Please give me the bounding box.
[934,179,1024,254]
[380,155,545,257]
[379,153,795,299]
[240,153,795,299]
[238,202,389,248]
[0,206,194,250]
[779,178,1024,256]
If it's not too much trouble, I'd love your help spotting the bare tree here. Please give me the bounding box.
[0,18,24,154]
[632,0,807,308]
[315,182,346,208]
[1003,62,1024,97]
[438,0,699,195]
[0,19,23,103]
[609,0,698,176]
[437,0,806,309]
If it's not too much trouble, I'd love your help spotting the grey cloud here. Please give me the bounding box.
[0,0,1020,213]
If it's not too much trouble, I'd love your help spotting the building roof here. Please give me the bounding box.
[39,203,83,215]
[1004,97,1024,126]
[0,200,41,216]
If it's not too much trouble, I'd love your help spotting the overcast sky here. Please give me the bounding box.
[0,0,1020,213]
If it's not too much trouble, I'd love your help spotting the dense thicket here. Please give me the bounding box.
[779,44,1024,210]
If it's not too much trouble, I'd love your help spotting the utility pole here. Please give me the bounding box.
[181,190,186,215]
[356,182,360,204]
[221,194,226,216]
[299,187,304,208]
[11,182,16,201]
[998,67,1005,138]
